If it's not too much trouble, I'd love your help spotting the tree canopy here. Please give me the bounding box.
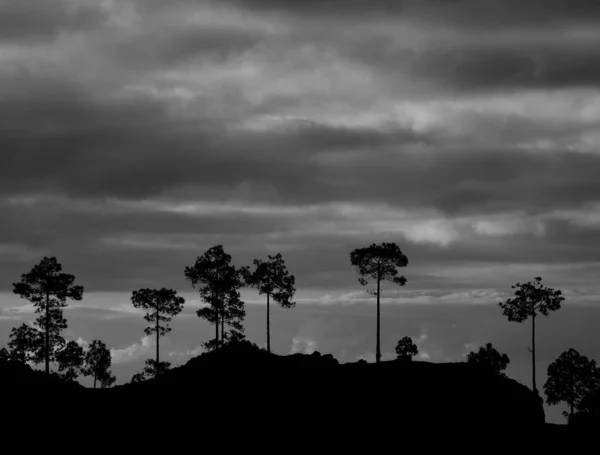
[499,277,564,393]
[12,257,83,374]
[350,243,408,291]
[99,370,117,389]
[7,323,42,365]
[466,343,510,376]
[576,389,600,425]
[350,242,408,363]
[242,253,295,353]
[499,277,564,322]
[131,287,185,377]
[544,348,600,421]
[130,358,172,383]
[185,245,245,350]
[83,340,114,389]
[56,340,85,382]
[395,336,418,362]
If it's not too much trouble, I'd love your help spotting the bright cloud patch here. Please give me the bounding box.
[472,216,546,237]
[404,220,460,247]
[289,336,317,355]
[168,345,204,360]
[111,336,154,364]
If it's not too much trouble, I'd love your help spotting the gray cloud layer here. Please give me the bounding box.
[2,3,600,427]
[2,0,600,302]
[0,0,108,43]
[222,0,600,24]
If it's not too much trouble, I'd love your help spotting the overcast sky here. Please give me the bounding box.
[2,0,600,423]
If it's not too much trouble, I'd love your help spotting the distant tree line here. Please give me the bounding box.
[0,257,115,387]
[384,271,598,424]
[1,244,599,425]
[0,247,298,385]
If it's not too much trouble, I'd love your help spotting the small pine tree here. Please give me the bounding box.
[544,348,600,421]
[395,336,418,362]
[83,340,114,389]
[466,343,510,376]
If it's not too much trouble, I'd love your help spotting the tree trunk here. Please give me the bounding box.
[267,293,271,354]
[45,291,50,375]
[532,313,537,393]
[215,313,219,348]
[569,379,575,420]
[214,292,219,349]
[156,307,159,378]
[94,372,97,389]
[376,272,381,364]
[221,295,225,345]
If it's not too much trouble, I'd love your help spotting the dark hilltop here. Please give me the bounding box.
[4,340,589,437]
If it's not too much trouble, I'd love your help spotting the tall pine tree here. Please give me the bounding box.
[131,288,185,378]
[242,253,295,353]
[499,277,564,394]
[12,257,83,374]
[350,243,408,364]
[185,245,245,350]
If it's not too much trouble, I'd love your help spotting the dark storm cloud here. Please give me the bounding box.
[0,196,309,290]
[440,45,600,92]
[343,39,600,93]
[0,67,597,214]
[0,0,107,42]
[3,73,600,215]
[2,1,599,214]
[2,0,600,297]
[313,146,600,215]
[215,0,600,92]
[4,191,600,294]
[223,0,600,26]
[0,71,170,140]
[0,198,296,247]
[110,21,270,71]
[0,73,297,199]
[0,69,426,202]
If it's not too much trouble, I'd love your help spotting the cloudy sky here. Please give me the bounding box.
[2,0,600,423]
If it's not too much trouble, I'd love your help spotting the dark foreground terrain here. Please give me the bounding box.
[1,341,597,446]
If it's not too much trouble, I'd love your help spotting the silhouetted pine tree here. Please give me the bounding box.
[6,323,42,365]
[350,243,408,363]
[466,342,510,376]
[56,340,85,382]
[544,348,600,421]
[83,340,113,389]
[185,245,245,350]
[12,257,83,374]
[242,253,295,353]
[131,288,185,378]
[499,277,564,394]
[395,336,418,362]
